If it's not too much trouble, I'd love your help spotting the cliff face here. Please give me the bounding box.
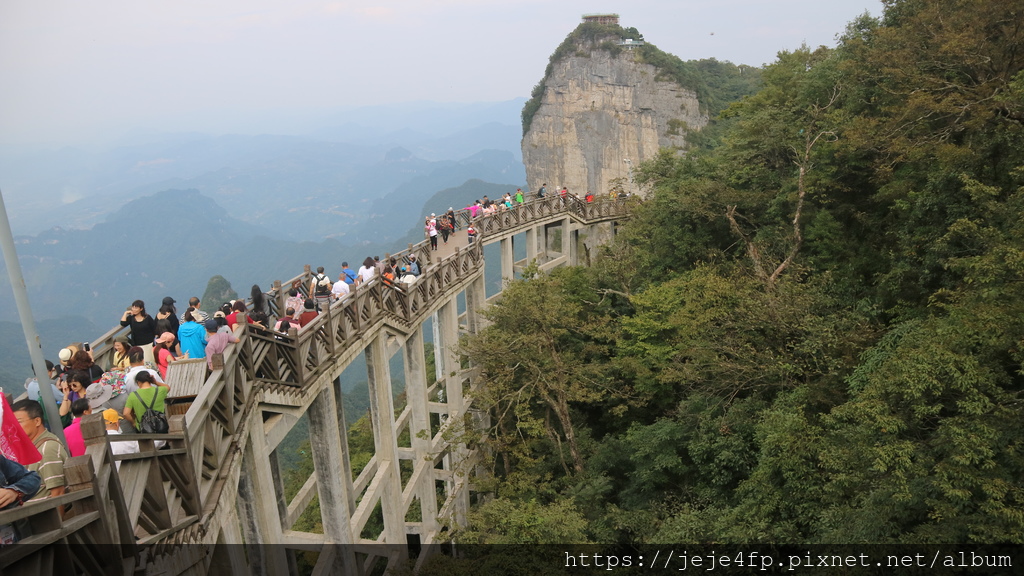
[522,44,707,197]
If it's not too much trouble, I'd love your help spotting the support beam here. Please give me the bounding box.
[435,299,469,526]
[402,325,440,539]
[500,237,514,286]
[365,333,408,552]
[525,225,539,266]
[237,434,290,576]
[561,217,571,259]
[307,383,359,573]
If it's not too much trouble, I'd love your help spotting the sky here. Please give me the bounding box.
[0,0,883,147]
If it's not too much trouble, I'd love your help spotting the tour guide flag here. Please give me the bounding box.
[0,392,41,465]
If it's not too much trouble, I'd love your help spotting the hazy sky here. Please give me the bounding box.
[1,0,882,146]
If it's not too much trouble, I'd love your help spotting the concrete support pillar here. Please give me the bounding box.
[526,226,538,266]
[436,297,469,525]
[333,376,357,514]
[238,433,290,576]
[569,227,579,267]
[561,217,571,259]
[464,275,487,337]
[307,383,359,572]
[500,237,514,286]
[403,325,440,539]
[365,334,408,550]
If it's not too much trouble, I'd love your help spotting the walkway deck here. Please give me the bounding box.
[0,195,633,576]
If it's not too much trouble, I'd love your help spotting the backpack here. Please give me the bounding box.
[133,390,169,434]
[315,273,331,295]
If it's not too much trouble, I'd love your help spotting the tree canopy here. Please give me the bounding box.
[452,0,1024,552]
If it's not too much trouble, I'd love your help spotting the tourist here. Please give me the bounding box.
[111,337,132,370]
[332,273,351,301]
[153,332,180,380]
[179,297,209,324]
[407,254,421,277]
[124,346,164,394]
[297,299,318,328]
[426,217,438,251]
[69,349,103,381]
[178,308,207,360]
[155,297,180,339]
[357,257,376,285]
[123,371,169,432]
[204,319,238,370]
[341,262,357,284]
[285,287,304,319]
[119,300,157,364]
[12,400,67,500]
[515,188,524,204]
[0,454,41,511]
[62,399,91,457]
[102,410,139,470]
[310,266,333,311]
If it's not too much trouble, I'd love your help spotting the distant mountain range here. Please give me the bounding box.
[0,100,528,391]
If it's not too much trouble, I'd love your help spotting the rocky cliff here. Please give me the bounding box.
[522,30,708,197]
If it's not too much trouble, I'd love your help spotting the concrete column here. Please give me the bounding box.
[500,236,514,286]
[307,382,359,572]
[365,334,408,549]
[333,376,357,513]
[464,275,487,336]
[436,298,469,525]
[403,325,440,538]
[237,433,290,575]
[569,228,579,266]
[525,226,538,266]
[561,217,571,259]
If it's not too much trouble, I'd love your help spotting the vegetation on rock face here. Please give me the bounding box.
[521,22,761,137]
[464,0,1024,552]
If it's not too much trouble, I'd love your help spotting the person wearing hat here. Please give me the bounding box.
[102,409,139,469]
[153,332,181,380]
[156,296,180,340]
[341,262,357,285]
[85,382,115,412]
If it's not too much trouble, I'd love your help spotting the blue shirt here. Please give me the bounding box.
[177,321,208,359]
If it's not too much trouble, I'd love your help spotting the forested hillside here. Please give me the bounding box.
[445,0,1024,551]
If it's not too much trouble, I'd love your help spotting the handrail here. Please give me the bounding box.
[0,193,632,572]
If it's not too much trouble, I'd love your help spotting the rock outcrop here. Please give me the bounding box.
[522,34,708,197]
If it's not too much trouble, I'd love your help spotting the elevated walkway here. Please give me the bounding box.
[0,195,632,576]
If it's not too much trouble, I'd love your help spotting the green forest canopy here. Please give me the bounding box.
[457,0,1024,550]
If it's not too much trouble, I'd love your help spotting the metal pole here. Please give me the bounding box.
[0,188,66,444]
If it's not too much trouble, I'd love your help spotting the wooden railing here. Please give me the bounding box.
[0,195,631,574]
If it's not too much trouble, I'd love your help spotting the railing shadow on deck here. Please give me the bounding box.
[0,195,632,574]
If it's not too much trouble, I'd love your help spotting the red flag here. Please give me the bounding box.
[0,393,41,465]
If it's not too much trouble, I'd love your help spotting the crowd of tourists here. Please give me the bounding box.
[0,186,626,537]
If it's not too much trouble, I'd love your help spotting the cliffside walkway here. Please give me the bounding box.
[0,195,632,576]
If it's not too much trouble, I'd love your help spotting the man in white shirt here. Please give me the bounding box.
[331,274,351,301]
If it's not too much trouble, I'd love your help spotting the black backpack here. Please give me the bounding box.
[314,273,331,295]
[133,390,169,434]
